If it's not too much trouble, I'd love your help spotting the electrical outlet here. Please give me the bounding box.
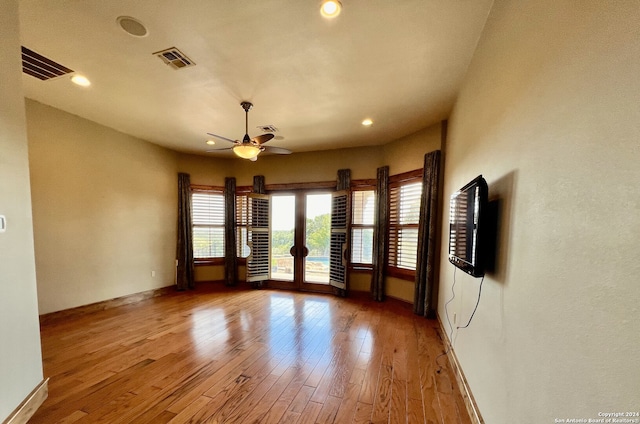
[151,270,156,277]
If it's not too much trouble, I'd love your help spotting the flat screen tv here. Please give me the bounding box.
[448,175,488,277]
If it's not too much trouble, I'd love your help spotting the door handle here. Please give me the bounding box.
[289,245,310,258]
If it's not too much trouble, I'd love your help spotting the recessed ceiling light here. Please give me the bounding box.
[320,0,342,18]
[71,74,91,87]
[362,118,373,126]
[206,140,216,145]
[117,16,148,37]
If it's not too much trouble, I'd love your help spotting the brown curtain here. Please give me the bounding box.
[371,166,389,302]
[414,150,442,317]
[336,168,350,191]
[176,173,194,290]
[224,177,238,287]
[251,175,266,288]
[253,175,266,195]
[332,169,351,297]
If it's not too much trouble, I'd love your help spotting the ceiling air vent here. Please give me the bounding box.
[153,47,195,70]
[257,125,278,133]
[21,46,74,80]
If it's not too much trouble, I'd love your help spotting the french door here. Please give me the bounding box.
[268,191,333,292]
[246,189,349,293]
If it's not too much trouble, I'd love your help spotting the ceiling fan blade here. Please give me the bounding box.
[206,132,236,144]
[205,147,233,152]
[251,133,275,145]
[262,146,292,155]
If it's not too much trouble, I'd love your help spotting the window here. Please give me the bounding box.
[351,189,375,265]
[191,188,225,260]
[388,172,422,277]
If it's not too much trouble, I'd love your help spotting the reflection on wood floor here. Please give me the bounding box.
[30,285,471,423]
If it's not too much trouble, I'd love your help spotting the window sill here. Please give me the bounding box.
[194,258,225,266]
[349,264,373,273]
[386,266,416,281]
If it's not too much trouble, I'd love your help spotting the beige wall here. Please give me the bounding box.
[439,0,640,422]
[382,123,443,175]
[0,1,44,419]
[27,100,179,314]
[232,146,384,186]
[177,153,233,187]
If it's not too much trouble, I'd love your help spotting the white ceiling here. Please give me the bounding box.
[18,0,493,157]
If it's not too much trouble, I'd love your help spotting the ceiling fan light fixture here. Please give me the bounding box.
[320,0,342,18]
[362,118,373,126]
[233,144,261,159]
[206,139,216,145]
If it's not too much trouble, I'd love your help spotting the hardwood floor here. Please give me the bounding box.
[29,285,471,424]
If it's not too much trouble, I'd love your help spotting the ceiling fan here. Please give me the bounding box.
[206,101,291,161]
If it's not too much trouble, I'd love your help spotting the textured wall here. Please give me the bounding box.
[439,0,640,422]
[27,100,179,314]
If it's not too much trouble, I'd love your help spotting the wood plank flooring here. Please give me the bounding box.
[29,285,471,424]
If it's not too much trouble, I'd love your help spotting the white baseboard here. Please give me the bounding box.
[2,378,48,424]
[437,316,485,424]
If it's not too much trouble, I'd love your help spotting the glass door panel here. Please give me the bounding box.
[304,193,332,285]
[270,195,295,282]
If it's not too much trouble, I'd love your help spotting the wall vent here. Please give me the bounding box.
[153,47,195,70]
[257,125,278,133]
[22,46,74,80]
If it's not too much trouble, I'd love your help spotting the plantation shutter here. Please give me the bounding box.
[329,190,349,290]
[192,191,225,259]
[246,193,270,282]
[388,181,422,270]
[351,190,375,264]
[236,194,250,258]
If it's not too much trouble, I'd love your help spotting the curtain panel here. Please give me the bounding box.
[413,150,442,317]
[224,177,238,287]
[176,173,194,290]
[371,166,389,302]
[253,175,266,195]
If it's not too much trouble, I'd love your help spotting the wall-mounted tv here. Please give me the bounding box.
[448,175,488,277]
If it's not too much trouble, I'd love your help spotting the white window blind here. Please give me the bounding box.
[351,190,375,264]
[388,181,422,270]
[192,191,225,258]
